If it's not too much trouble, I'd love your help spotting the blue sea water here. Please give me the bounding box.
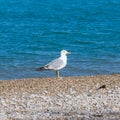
[0,0,120,80]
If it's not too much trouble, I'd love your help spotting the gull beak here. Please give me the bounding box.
[67,51,71,54]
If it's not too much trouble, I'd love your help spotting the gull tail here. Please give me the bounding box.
[36,67,46,71]
[36,65,49,71]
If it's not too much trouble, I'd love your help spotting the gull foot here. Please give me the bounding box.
[57,77,63,80]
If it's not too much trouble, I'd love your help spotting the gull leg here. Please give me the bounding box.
[56,70,60,78]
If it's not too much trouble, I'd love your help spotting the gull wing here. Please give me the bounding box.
[45,58,64,70]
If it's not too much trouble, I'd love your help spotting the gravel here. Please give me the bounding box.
[0,74,120,120]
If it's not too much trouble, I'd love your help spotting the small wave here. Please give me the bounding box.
[73,40,96,45]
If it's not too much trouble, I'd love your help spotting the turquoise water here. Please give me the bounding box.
[0,0,120,80]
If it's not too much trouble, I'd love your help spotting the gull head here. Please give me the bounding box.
[61,50,71,55]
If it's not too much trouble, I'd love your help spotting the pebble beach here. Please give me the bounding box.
[0,74,120,120]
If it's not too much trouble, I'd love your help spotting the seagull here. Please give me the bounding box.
[36,50,71,78]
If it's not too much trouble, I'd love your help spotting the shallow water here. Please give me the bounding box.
[0,0,120,80]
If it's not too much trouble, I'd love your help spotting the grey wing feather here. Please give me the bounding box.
[46,58,64,70]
